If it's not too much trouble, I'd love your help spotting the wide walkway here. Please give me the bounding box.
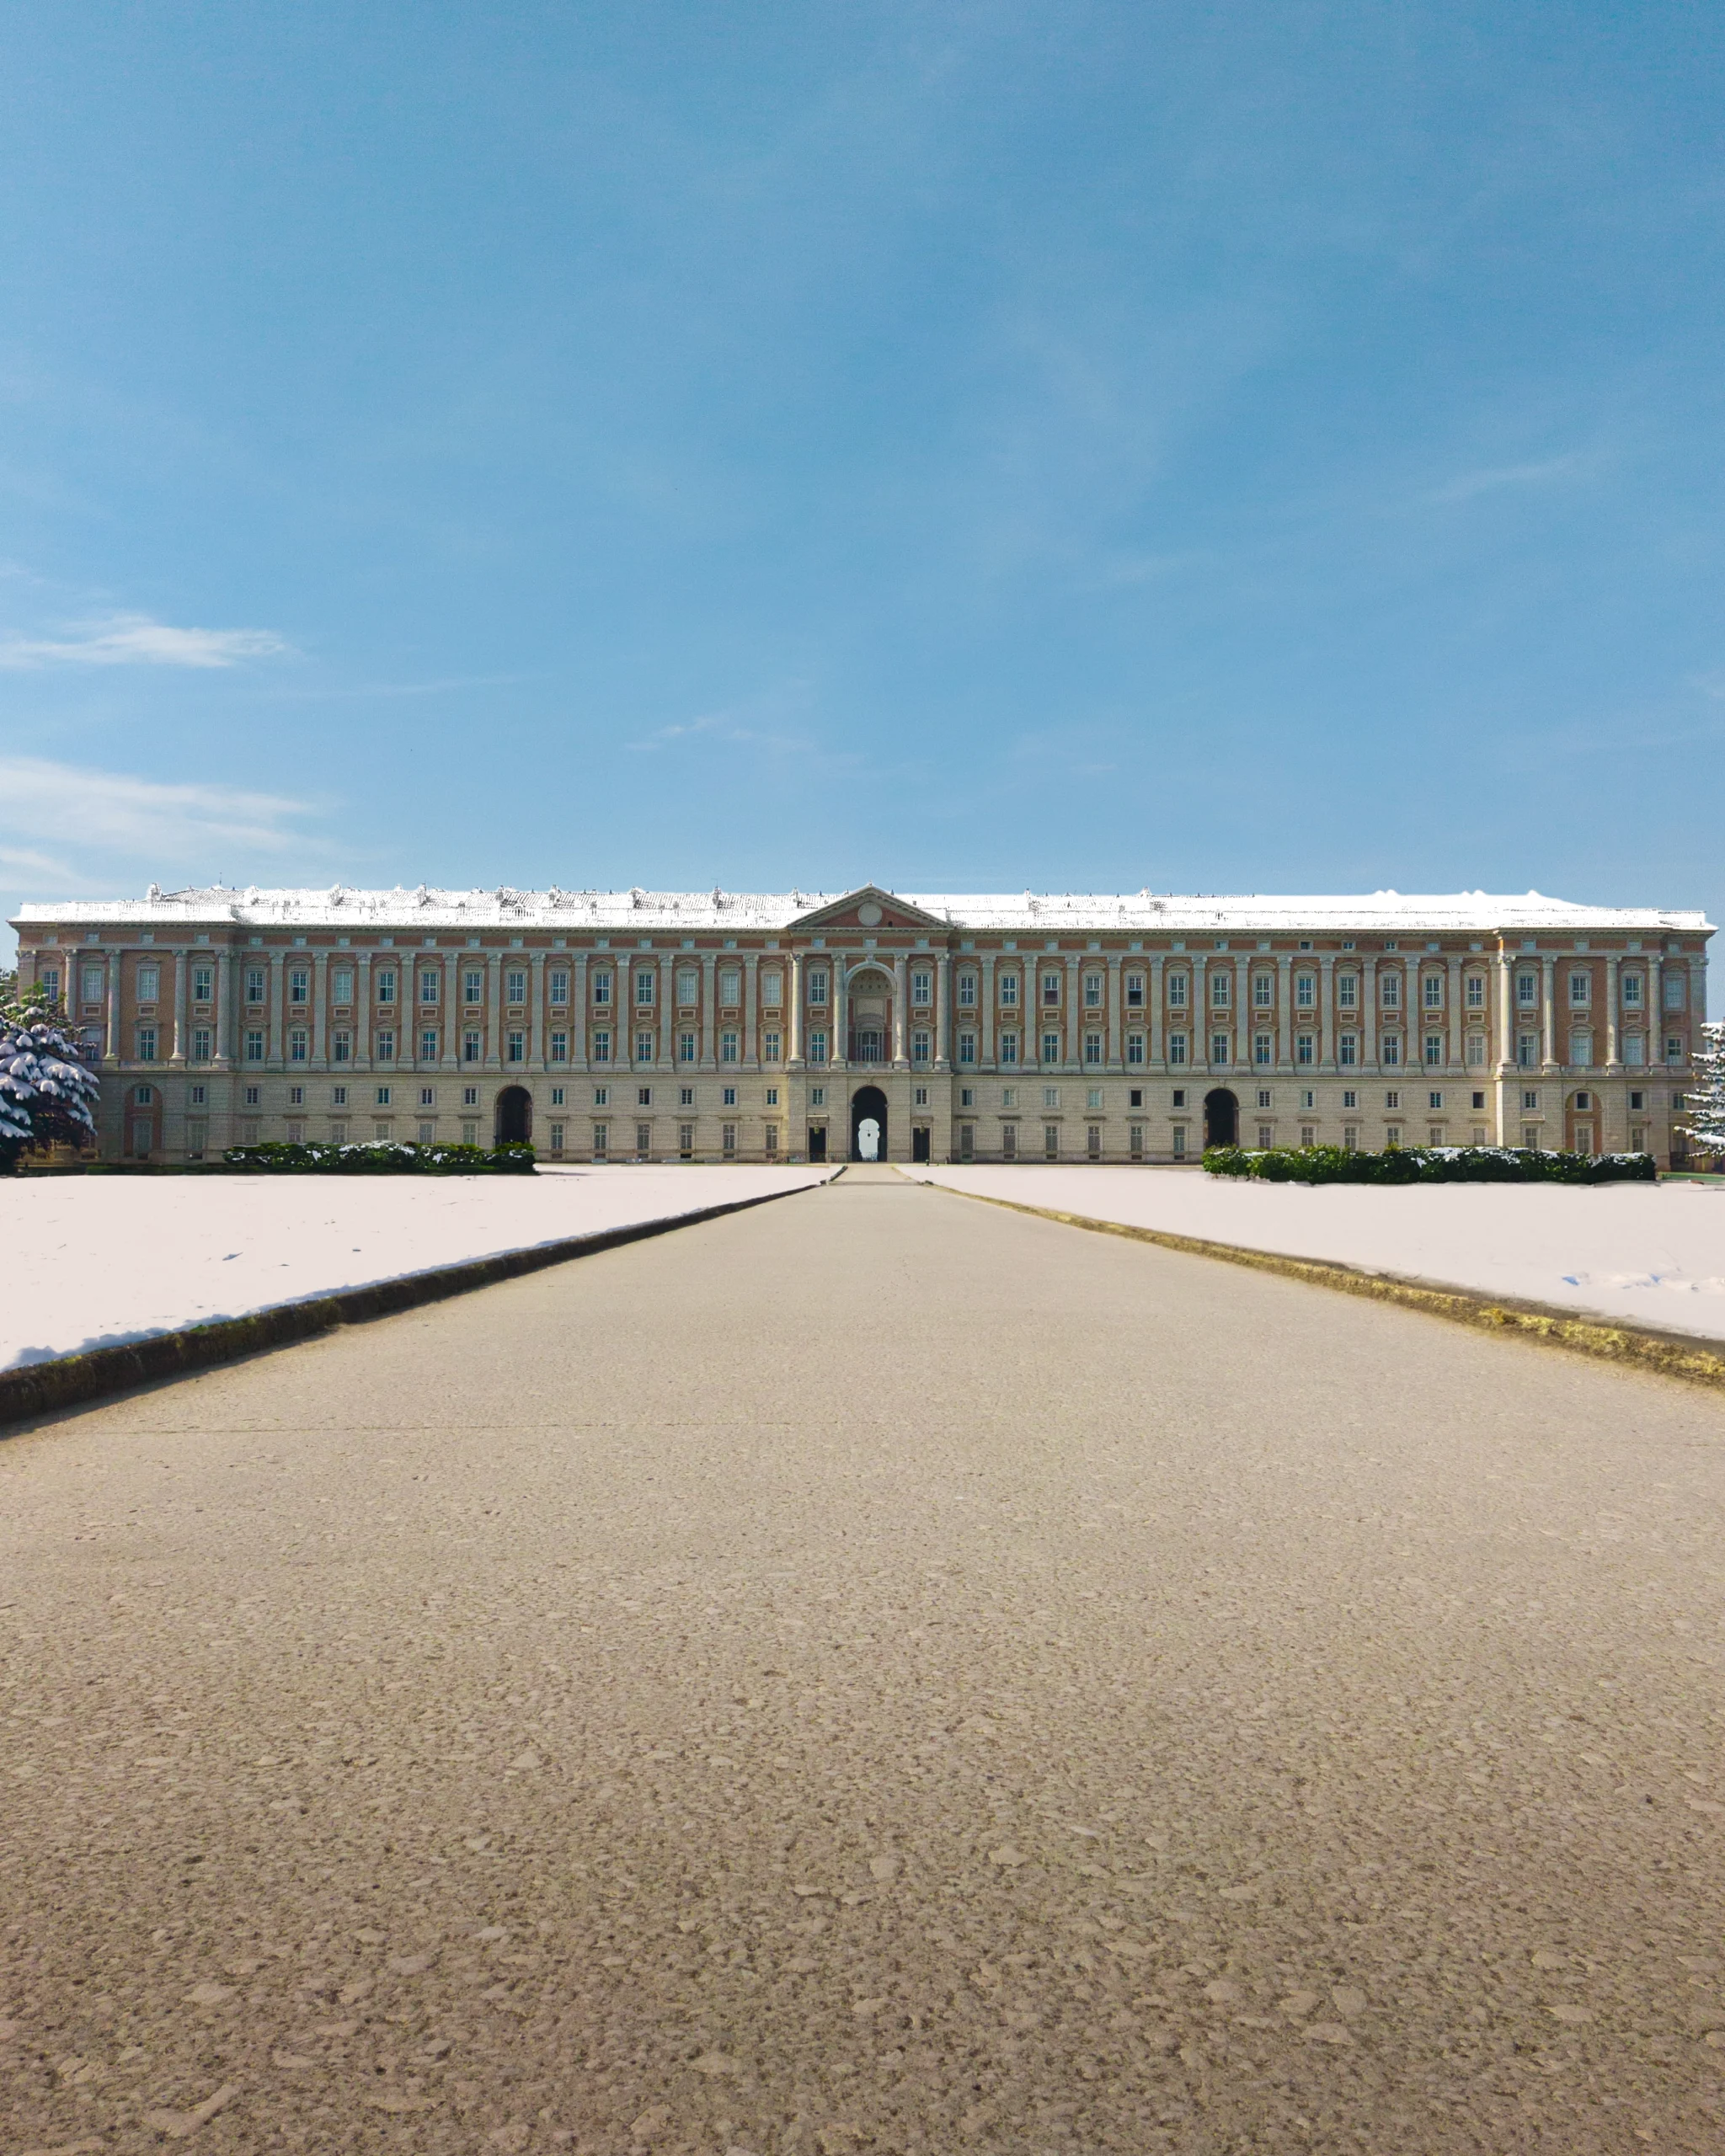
[3,1169,1724,2154]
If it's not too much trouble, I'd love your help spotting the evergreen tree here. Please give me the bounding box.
[1678,1020,1725,1163]
[0,984,101,1169]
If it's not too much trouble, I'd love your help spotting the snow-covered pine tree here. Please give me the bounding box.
[1678,1019,1725,1165]
[0,986,101,1169]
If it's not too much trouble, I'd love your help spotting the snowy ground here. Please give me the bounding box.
[904,1165,1725,1342]
[0,1165,832,1372]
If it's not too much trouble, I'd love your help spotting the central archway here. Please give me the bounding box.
[1203,1087,1238,1150]
[494,1086,533,1146]
[851,1084,889,1162]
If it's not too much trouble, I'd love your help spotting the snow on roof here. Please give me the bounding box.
[9,883,1713,936]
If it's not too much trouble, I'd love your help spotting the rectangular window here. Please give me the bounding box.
[1622,972,1643,1006]
[549,970,569,1006]
[1295,1033,1314,1065]
[1466,1034,1485,1065]
[1424,974,1444,1008]
[765,1029,782,1062]
[548,1122,564,1153]
[808,968,828,1004]
[999,1032,1019,1065]
[1252,974,1272,1007]
[722,1122,737,1154]
[1044,1123,1060,1157]
[192,1026,212,1060]
[1127,1033,1145,1065]
[1211,974,1231,1008]
[761,969,782,1008]
[550,1086,564,1106]
[593,1123,608,1155]
[462,968,482,1003]
[635,1031,654,1062]
[1167,974,1188,1008]
[1625,1033,1646,1065]
[1126,973,1146,1008]
[1253,1033,1272,1066]
[1338,974,1358,1009]
[376,969,397,1005]
[592,1030,611,1064]
[722,1085,736,1107]
[416,971,437,1005]
[1168,1033,1188,1065]
[1517,973,1538,1006]
[672,967,697,1006]
[420,1028,438,1060]
[678,1123,694,1155]
[1295,974,1314,1009]
[1570,1033,1594,1068]
[84,963,108,1005]
[1083,1033,1103,1065]
[636,1123,653,1155]
[720,1030,740,1063]
[289,969,309,1005]
[506,969,527,1004]
[1087,1123,1102,1158]
[1424,1033,1443,1066]
[719,968,741,1005]
[959,1123,975,1159]
[1001,1122,1018,1159]
[136,1026,158,1061]
[991,972,1014,1010]
[550,1031,569,1064]
[1042,1030,1061,1064]
[809,1028,828,1065]
[1466,974,1485,1008]
[1129,1123,1144,1158]
[1172,1125,1186,1158]
[1568,971,1590,1006]
[1381,974,1401,1009]
[1668,1036,1685,1063]
[332,1029,350,1063]
[592,972,611,1006]
[912,969,932,1006]
[959,974,977,1007]
[1664,973,1686,1009]
[1043,1086,1060,1109]
[134,962,161,1003]
[289,1027,308,1062]
[635,972,654,1006]
[1381,1034,1401,1067]
[1083,974,1103,1008]
[959,1033,976,1065]
[245,1029,264,1062]
[191,963,214,1003]
[913,1029,932,1065]
[1210,1033,1231,1065]
[1517,1033,1536,1068]
[463,1030,481,1063]
[678,1031,696,1063]
[331,1084,347,1107]
[1338,1033,1357,1066]
[1043,972,1061,1006]
[765,1123,779,1154]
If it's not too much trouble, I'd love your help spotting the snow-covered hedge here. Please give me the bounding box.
[222,1140,536,1175]
[1204,1144,1657,1187]
[0,1001,100,1169]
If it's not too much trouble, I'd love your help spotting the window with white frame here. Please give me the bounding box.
[193,963,215,1003]
[591,971,611,1006]
[1517,971,1538,1006]
[761,969,783,1007]
[635,971,654,1006]
[634,1030,653,1061]
[809,1028,827,1064]
[1000,972,1019,1006]
[807,967,828,1004]
[1465,974,1484,1008]
[1381,974,1401,1009]
[958,972,977,1007]
[1084,1033,1102,1065]
[507,1031,526,1063]
[1083,973,1103,1007]
[1621,971,1643,1006]
[1664,972,1686,1009]
[1042,971,1060,1006]
[289,1027,308,1062]
[959,1032,975,1064]
[1295,973,1314,1009]
[549,969,569,1006]
[1252,974,1273,1006]
[1167,973,1188,1008]
[290,968,310,1005]
[1381,1033,1401,1066]
[679,1031,696,1063]
[1295,1034,1314,1065]
[912,1030,931,1065]
[591,1029,611,1063]
[418,970,439,1005]
[1042,1030,1061,1063]
[1424,974,1443,1007]
[1338,1033,1357,1065]
[1168,1032,1188,1065]
[911,969,932,1006]
[719,967,741,1005]
[999,1032,1019,1065]
[1125,972,1146,1007]
[419,1027,438,1060]
[550,1031,569,1063]
[1211,973,1231,1007]
[1424,1033,1443,1065]
[1568,970,1590,1006]
[1254,1033,1271,1065]
[84,962,107,1005]
[1338,973,1358,1009]
[676,967,698,1005]
[1127,1033,1145,1065]
[721,1030,740,1063]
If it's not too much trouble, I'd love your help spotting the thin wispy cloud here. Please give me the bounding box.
[1428,451,1598,505]
[627,709,811,755]
[0,611,290,669]
[0,757,317,864]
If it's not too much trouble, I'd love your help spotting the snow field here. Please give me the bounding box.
[905,1165,1725,1342]
[0,1164,832,1372]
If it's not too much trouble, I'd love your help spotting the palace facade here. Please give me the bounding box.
[8,883,1713,1166]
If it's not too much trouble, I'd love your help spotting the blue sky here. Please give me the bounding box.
[2,3,1722,987]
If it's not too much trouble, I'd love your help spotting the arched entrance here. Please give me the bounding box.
[494,1086,533,1146]
[851,1084,889,1162]
[1203,1087,1238,1150]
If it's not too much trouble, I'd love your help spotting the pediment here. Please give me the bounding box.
[788,885,948,933]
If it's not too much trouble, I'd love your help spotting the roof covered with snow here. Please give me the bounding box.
[11,883,1714,937]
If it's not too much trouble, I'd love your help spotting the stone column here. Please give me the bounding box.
[1362,956,1378,1072]
[830,955,847,1074]
[488,950,504,1072]
[1313,954,1331,1073]
[700,953,717,1068]
[312,949,328,1069]
[1275,955,1291,1070]
[268,950,284,1069]
[1497,948,1514,1070]
[168,950,186,1065]
[214,947,232,1068]
[1106,953,1123,1071]
[103,947,123,1070]
[788,953,804,1065]
[891,953,908,1069]
[1065,953,1080,1069]
[572,952,588,1070]
[445,950,462,1070]
[1541,953,1557,1070]
[1149,954,1163,1069]
[1193,955,1208,1072]
[355,950,372,1070]
[531,951,547,1070]
[1447,955,1464,1069]
[980,953,996,1069]
[935,951,950,1069]
[1605,955,1621,1071]
[745,952,760,1068]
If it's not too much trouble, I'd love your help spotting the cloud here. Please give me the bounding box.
[0,611,290,669]
[1428,451,1597,505]
[0,757,316,864]
[626,709,812,755]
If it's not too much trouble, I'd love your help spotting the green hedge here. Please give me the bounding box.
[222,1140,536,1175]
[1203,1143,1657,1187]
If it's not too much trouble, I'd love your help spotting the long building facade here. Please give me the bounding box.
[8,883,1713,1166]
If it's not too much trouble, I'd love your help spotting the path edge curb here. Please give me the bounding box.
[924,1182,1725,1391]
[1,1177,826,1434]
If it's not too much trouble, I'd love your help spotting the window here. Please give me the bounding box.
[243,1084,260,1107]
[1381,974,1401,1009]
[723,1085,737,1107]
[1167,974,1188,1008]
[959,973,977,1007]
[377,1028,398,1061]
[550,1031,569,1064]
[913,1029,932,1065]
[550,970,569,1006]
[245,1029,264,1062]
[808,968,828,1004]
[1211,974,1231,1008]
[505,969,526,1004]
[1172,1089,1186,1107]
[1001,1123,1018,1160]
[1426,1089,1443,1110]
[1044,1123,1060,1158]
[463,1085,479,1106]
[591,1030,611,1064]
[1625,1033,1646,1065]
[960,1123,976,1159]
[550,1123,565,1154]
[1621,972,1643,1006]
[959,1087,974,1107]
[135,962,162,1003]
[1423,974,1443,1008]
[764,1123,779,1154]
[959,1032,976,1065]
[912,969,932,1006]
[1126,973,1146,1008]
[1001,1087,1017,1108]
[84,963,108,1005]
[332,1029,350,1063]
[463,968,483,1003]
[551,1086,564,1106]
[376,1086,393,1107]
[765,1028,782,1062]
[1568,971,1590,1007]
[1210,1033,1231,1065]
[135,1026,158,1061]
[1386,1127,1402,1149]
[376,969,398,1005]
[591,971,611,1006]
[1667,1036,1685,1063]
[761,970,783,1008]
[999,1032,1019,1065]
[1466,974,1485,1008]
[1087,1123,1102,1158]
[1471,1091,1485,1110]
[1043,972,1061,1006]
[1517,972,1538,1006]
[593,1085,609,1106]
[190,1024,212,1061]
[676,968,698,1005]
[809,1028,828,1064]
[593,1123,608,1155]
[1168,1033,1188,1065]
[633,1031,653,1062]
[1294,1033,1314,1065]
[1664,972,1686,1010]
[766,1086,780,1107]
[1381,1034,1401,1067]
[290,969,310,1005]
[722,1122,737,1155]
[637,1123,653,1155]
[721,1030,740,1063]
[1000,973,1020,1007]
[288,1027,308,1063]
[1300,1126,1316,1149]
[1295,974,1314,1009]
[1172,1126,1186,1158]
[1083,973,1103,1008]
[1252,974,1272,1007]
[1569,1032,1594,1068]
[635,972,654,1006]
[1466,1035,1485,1065]
[1342,1089,1357,1109]
[679,1123,694,1156]
[419,971,439,1005]
[1424,1033,1443,1066]
[1517,1033,1537,1068]
[1338,974,1358,1009]
[1258,1123,1274,1148]
[1630,1089,1644,1111]
[419,1029,438,1060]
[1087,1086,1103,1109]
[463,1030,481,1064]
[1083,1033,1102,1066]
[1253,1033,1272,1066]
[1042,1030,1061,1064]
[1043,1085,1060,1109]
[1129,1124,1144,1159]
[1338,1033,1357,1066]
[1522,1089,1540,1113]
[719,968,741,1005]
[192,963,215,1003]
[679,1031,696,1063]
[1127,1033,1145,1066]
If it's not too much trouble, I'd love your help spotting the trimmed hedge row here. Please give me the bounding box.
[222,1140,537,1175]
[1203,1143,1657,1187]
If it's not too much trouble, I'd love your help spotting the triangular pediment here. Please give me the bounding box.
[788,885,948,933]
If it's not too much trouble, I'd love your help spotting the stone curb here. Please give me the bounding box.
[0,1178,829,1435]
[922,1182,1725,1391]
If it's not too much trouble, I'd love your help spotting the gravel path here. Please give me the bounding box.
[3,1166,1724,2153]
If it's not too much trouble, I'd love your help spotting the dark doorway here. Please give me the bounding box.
[809,1125,827,1162]
[495,1086,533,1145]
[911,1125,931,1162]
[851,1084,889,1162]
[1203,1087,1237,1150]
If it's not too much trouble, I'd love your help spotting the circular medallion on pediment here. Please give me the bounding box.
[857,901,883,926]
